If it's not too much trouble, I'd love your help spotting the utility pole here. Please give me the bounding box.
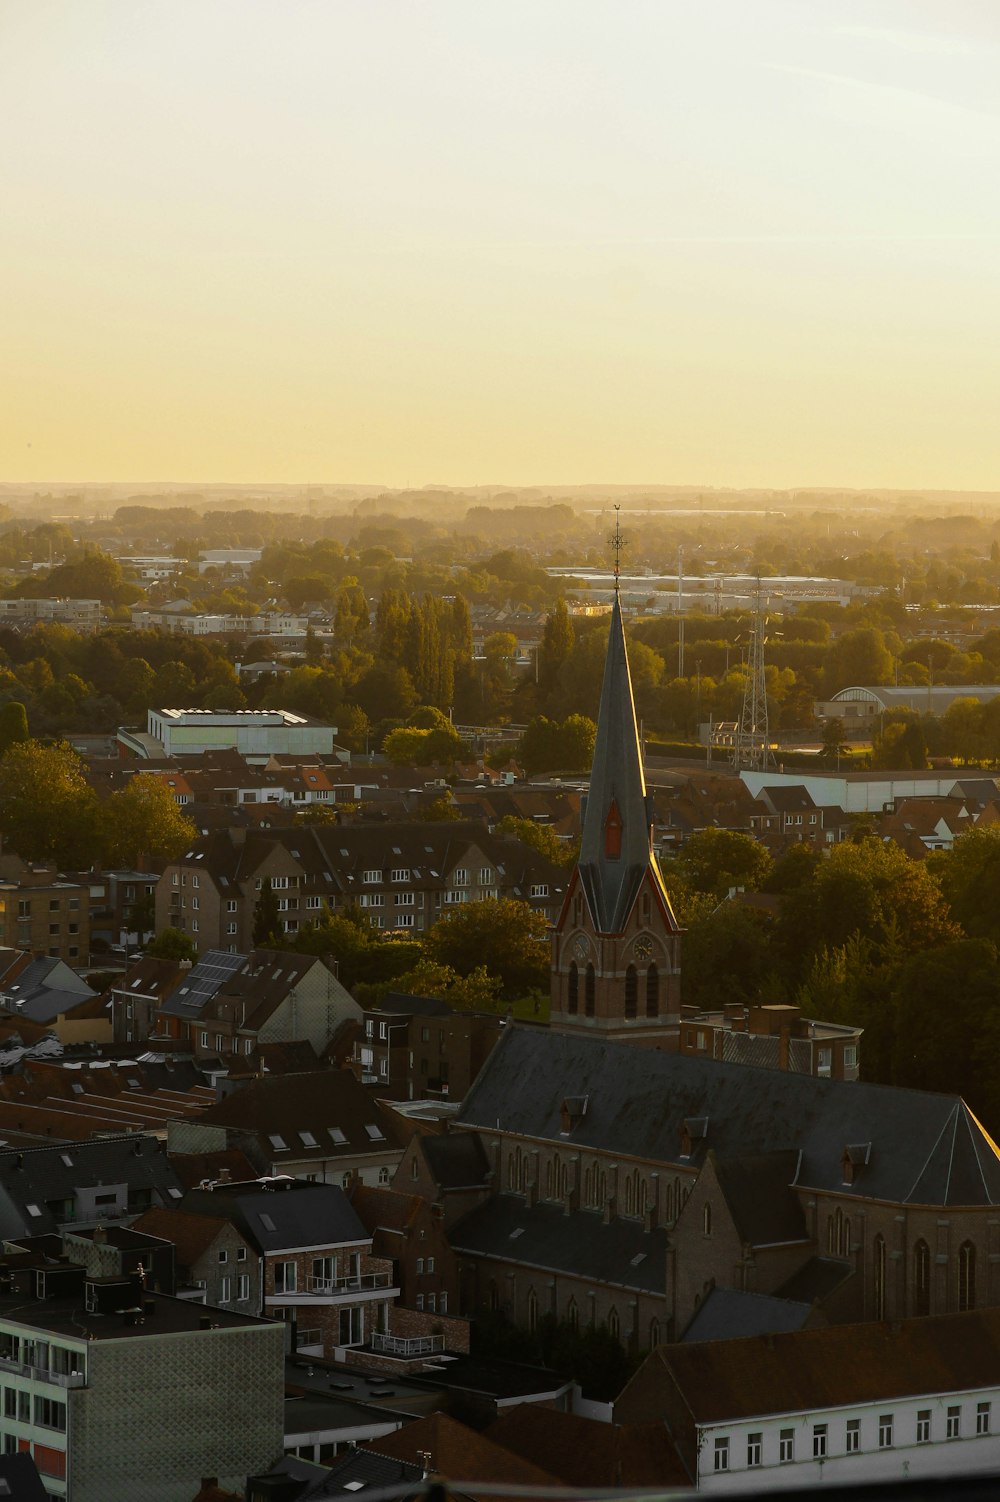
[734,576,771,772]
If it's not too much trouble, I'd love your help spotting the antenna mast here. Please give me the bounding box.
[734,576,771,771]
[609,505,624,590]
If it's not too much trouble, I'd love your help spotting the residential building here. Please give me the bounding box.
[550,591,682,1039]
[151,947,360,1064]
[349,1182,460,1322]
[395,1129,492,1231]
[0,876,90,965]
[155,820,565,954]
[0,1135,186,1239]
[0,1256,282,1501]
[0,952,101,1042]
[178,1176,399,1359]
[132,1205,260,1308]
[166,1068,407,1187]
[0,1056,213,1145]
[447,1025,1000,1348]
[615,1309,1000,1490]
[0,598,102,630]
[108,955,186,1045]
[677,1002,862,1081]
[350,994,504,1101]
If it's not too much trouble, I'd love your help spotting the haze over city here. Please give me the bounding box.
[4,0,1000,490]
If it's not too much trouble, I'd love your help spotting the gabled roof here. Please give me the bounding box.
[681,1286,814,1343]
[196,1069,405,1162]
[179,1180,369,1255]
[485,1406,688,1489]
[450,1195,669,1294]
[360,1412,560,1501]
[458,1026,1000,1206]
[628,1307,1000,1425]
[0,1134,183,1237]
[159,949,246,1021]
[131,1206,233,1269]
[711,1150,807,1247]
[421,1131,491,1190]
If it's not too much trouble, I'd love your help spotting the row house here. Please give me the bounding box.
[151,948,360,1065]
[133,1204,261,1309]
[178,1176,399,1359]
[349,993,505,1102]
[155,821,566,954]
[677,1001,862,1082]
[616,1309,1000,1491]
[108,956,186,1045]
[447,1025,1000,1351]
[747,785,852,853]
[0,874,90,966]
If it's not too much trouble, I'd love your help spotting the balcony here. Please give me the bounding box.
[0,1354,86,1388]
[310,1271,392,1294]
[371,1332,444,1357]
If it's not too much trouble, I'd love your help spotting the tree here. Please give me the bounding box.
[930,827,1000,946]
[821,715,847,764]
[101,774,196,869]
[538,599,574,697]
[681,900,777,1011]
[391,958,503,1012]
[0,702,29,756]
[517,714,596,775]
[145,926,197,961]
[823,627,894,695]
[253,879,283,948]
[672,828,773,901]
[0,740,99,867]
[424,898,550,1000]
[495,816,577,868]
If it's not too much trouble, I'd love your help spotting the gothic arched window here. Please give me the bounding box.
[959,1241,977,1312]
[914,1239,930,1317]
[873,1234,886,1320]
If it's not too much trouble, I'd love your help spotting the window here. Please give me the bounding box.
[237,1274,250,1301]
[645,962,659,1017]
[478,868,493,884]
[713,1438,729,1473]
[395,891,415,906]
[913,1409,931,1443]
[813,1423,828,1459]
[947,1406,961,1440]
[220,1276,232,1302]
[959,1241,977,1311]
[218,1250,228,1264]
[878,1414,893,1449]
[779,1430,794,1463]
[703,1203,712,1236]
[427,1256,435,1273]
[378,1166,390,1184]
[226,899,238,912]
[567,961,578,1015]
[844,1045,857,1069]
[416,1257,424,1274]
[746,1433,762,1467]
[362,868,381,885]
[33,1396,65,1431]
[273,1261,297,1294]
[527,1287,538,1332]
[391,868,411,882]
[585,963,595,1017]
[977,1401,991,1436]
[607,1307,620,1341]
[237,1247,247,1261]
[416,1294,424,1311]
[817,1046,832,1077]
[227,922,238,934]
[529,883,549,898]
[439,1291,448,1314]
[846,1418,860,1453]
[453,868,469,887]
[624,965,637,1019]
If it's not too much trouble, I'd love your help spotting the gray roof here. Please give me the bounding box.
[712,1151,808,1246]
[158,948,246,1020]
[0,1135,183,1238]
[777,1255,854,1304]
[0,957,96,1024]
[421,1131,490,1190]
[458,1026,1000,1207]
[450,1195,669,1294]
[576,595,677,934]
[681,1287,813,1343]
[180,1180,369,1255]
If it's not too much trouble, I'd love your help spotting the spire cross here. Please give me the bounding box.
[610,505,624,588]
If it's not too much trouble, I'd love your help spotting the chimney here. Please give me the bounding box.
[92,1225,107,1245]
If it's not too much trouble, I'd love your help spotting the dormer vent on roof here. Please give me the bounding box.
[842,1142,872,1186]
[681,1117,709,1158]
[559,1095,589,1134]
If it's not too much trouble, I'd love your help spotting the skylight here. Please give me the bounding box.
[168,1187,182,1199]
[329,1128,347,1146]
[26,1204,42,1218]
[268,1134,288,1152]
[60,1154,73,1168]
[364,1124,385,1141]
[299,1131,318,1148]
[509,1227,524,1239]
[259,1212,276,1232]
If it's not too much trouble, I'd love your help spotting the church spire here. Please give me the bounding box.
[576,551,672,934]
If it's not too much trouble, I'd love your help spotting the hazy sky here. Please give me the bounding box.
[3,0,1000,489]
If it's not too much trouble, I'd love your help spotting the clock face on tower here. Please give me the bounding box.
[573,935,589,961]
[633,934,654,962]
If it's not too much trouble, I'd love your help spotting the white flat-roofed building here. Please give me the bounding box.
[118,708,337,763]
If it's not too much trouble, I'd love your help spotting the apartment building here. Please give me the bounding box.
[350,995,504,1101]
[0,876,90,966]
[0,1257,282,1501]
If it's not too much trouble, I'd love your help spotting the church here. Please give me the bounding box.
[411,587,1000,1350]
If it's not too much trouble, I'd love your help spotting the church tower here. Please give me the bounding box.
[550,579,681,1040]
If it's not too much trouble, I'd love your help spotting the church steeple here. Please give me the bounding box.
[550,535,681,1038]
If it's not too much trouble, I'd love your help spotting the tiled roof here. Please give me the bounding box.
[197,1068,405,1162]
[180,1180,368,1255]
[459,1026,1000,1207]
[485,1406,689,1489]
[626,1307,1000,1424]
[131,1206,232,1268]
[361,1412,560,1501]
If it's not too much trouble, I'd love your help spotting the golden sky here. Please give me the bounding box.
[3,0,1000,489]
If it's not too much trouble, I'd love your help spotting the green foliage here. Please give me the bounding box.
[929,828,1000,946]
[252,879,283,948]
[146,926,197,961]
[670,828,773,901]
[0,740,99,867]
[102,774,196,869]
[423,897,550,1000]
[495,816,578,868]
[387,957,503,1012]
[0,702,29,756]
[516,713,595,775]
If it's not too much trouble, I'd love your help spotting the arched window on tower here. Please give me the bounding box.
[914,1239,930,1317]
[527,1287,538,1332]
[959,1241,977,1312]
[607,1307,620,1342]
[567,1297,579,1332]
[585,963,596,1017]
[624,965,637,1018]
[873,1234,886,1319]
[567,961,578,1015]
[646,963,659,1017]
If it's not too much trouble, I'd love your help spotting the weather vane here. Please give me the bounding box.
[609,504,624,587]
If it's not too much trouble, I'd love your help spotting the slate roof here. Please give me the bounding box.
[450,1195,669,1294]
[179,1179,369,1255]
[629,1306,1000,1425]
[458,1026,1000,1206]
[681,1287,814,1343]
[711,1151,808,1246]
[777,1255,854,1304]
[197,1069,405,1164]
[303,1448,423,1499]
[0,1134,183,1238]
[576,594,678,934]
[421,1131,491,1190]
[131,1206,234,1269]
